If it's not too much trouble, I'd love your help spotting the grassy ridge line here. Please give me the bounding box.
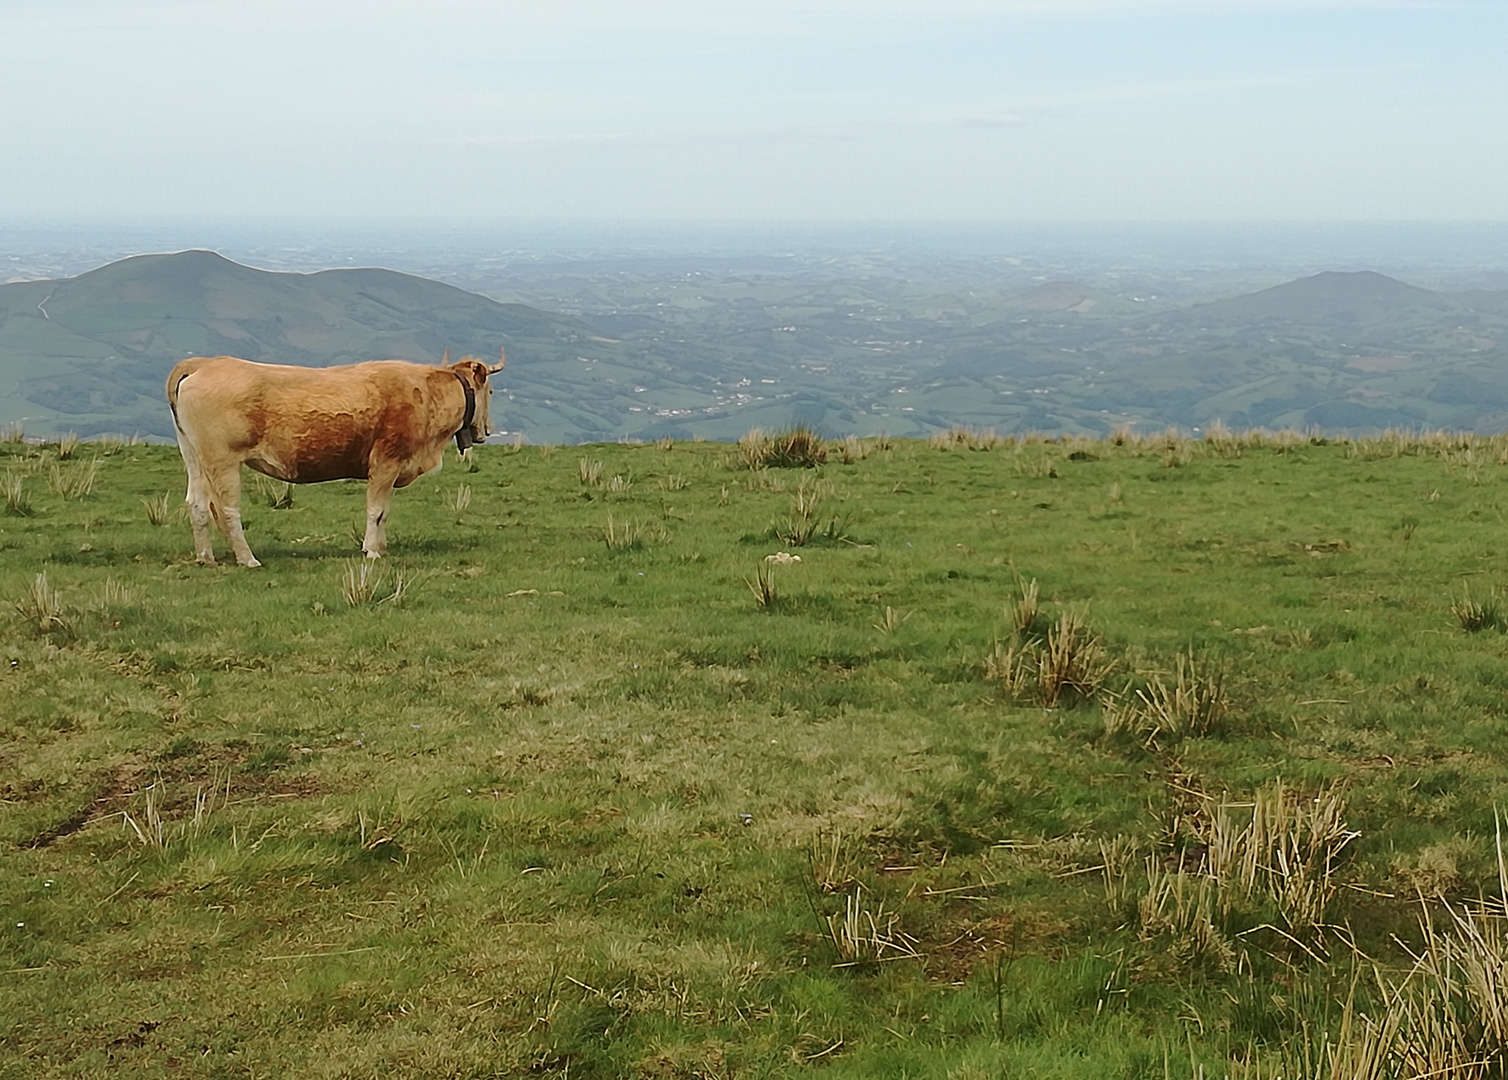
[2,429,1507,1077]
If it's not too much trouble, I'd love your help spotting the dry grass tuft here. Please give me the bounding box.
[1102,650,1229,748]
[931,425,1004,451]
[1238,828,1508,1078]
[603,514,656,550]
[341,561,384,605]
[1036,608,1114,708]
[808,830,859,894]
[1008,577,1041,639]
[836,434,870,464]
[20,571,70,631]
[143,492,174,526]
[746,562,779,608]
[1124,781,1358,979]
[1137,856,1237,971]
[983,639,1036,698]
[122,773,231,852]
[2,471,31,515]
[773,479,827,546]
[46,458,101,499]
[340,561,418,606]
[1452,587,1503,633]
[14,572,71,636]
[739,426,827,469]
[985,604,1112,708]
[1205,781,1358,938]
[873,605,910,635]
[826,890,920,967]
[1014,453,1058,478]
[252,474,294,509]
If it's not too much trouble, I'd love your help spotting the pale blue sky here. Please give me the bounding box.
[2,0,1502,221]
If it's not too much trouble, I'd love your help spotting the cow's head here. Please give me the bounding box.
[446,348,507,443]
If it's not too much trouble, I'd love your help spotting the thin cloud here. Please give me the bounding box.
[1,0,1457,33]
[440,132,633,148]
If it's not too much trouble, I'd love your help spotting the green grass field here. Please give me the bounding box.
[3,426,1508,1078]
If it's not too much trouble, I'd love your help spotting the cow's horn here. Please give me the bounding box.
[440,347,451,366]
[487,347,506,374]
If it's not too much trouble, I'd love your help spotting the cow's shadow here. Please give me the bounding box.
[266,533,486,563]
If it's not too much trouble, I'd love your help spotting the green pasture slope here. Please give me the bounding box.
[4,428,1508,1077]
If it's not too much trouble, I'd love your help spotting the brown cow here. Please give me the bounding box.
[166,350,504,567]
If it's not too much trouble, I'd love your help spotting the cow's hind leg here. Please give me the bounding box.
[178,444,219,565]
[206,464,260,568]
[187,493,217,565]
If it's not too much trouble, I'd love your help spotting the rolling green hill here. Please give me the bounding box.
[0,251,606,440]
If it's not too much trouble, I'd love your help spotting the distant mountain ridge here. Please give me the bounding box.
[1180,270,1466,326]
[4,255,1508,442]
[0,251,598,438]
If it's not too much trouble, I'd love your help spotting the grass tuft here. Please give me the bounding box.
[740,426,828,469]
[143,492,174,526]
[1037,607,1114,708]
[746,562,779,608]
[837,434,870,464]
[1008,576,1042,639]
[2,471,32,515]
[602,513,656,550]
[809,830,858,894]
[46,458,101,500]
[826,890,920,967]
[1451,586,1502,633]
[873,605,910,635]
[341,560,383,605]
[13,572,71,636]
[1206,781,1358,938]
[1103,650,1229,748]
[985,599,1111,707]
[251,474,295,509]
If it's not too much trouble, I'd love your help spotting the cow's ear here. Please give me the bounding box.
[487,347,506,375]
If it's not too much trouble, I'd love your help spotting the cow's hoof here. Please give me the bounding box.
[238,558,262,568]
[363,550,385,560]
[196,556,217,567]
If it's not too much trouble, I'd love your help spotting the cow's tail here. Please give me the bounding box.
[164,359,223,520]
[165,357,213,438]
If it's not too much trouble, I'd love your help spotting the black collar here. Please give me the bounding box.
[451,371,477,451]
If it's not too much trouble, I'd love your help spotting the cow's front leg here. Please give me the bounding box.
[363,474,397,558]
